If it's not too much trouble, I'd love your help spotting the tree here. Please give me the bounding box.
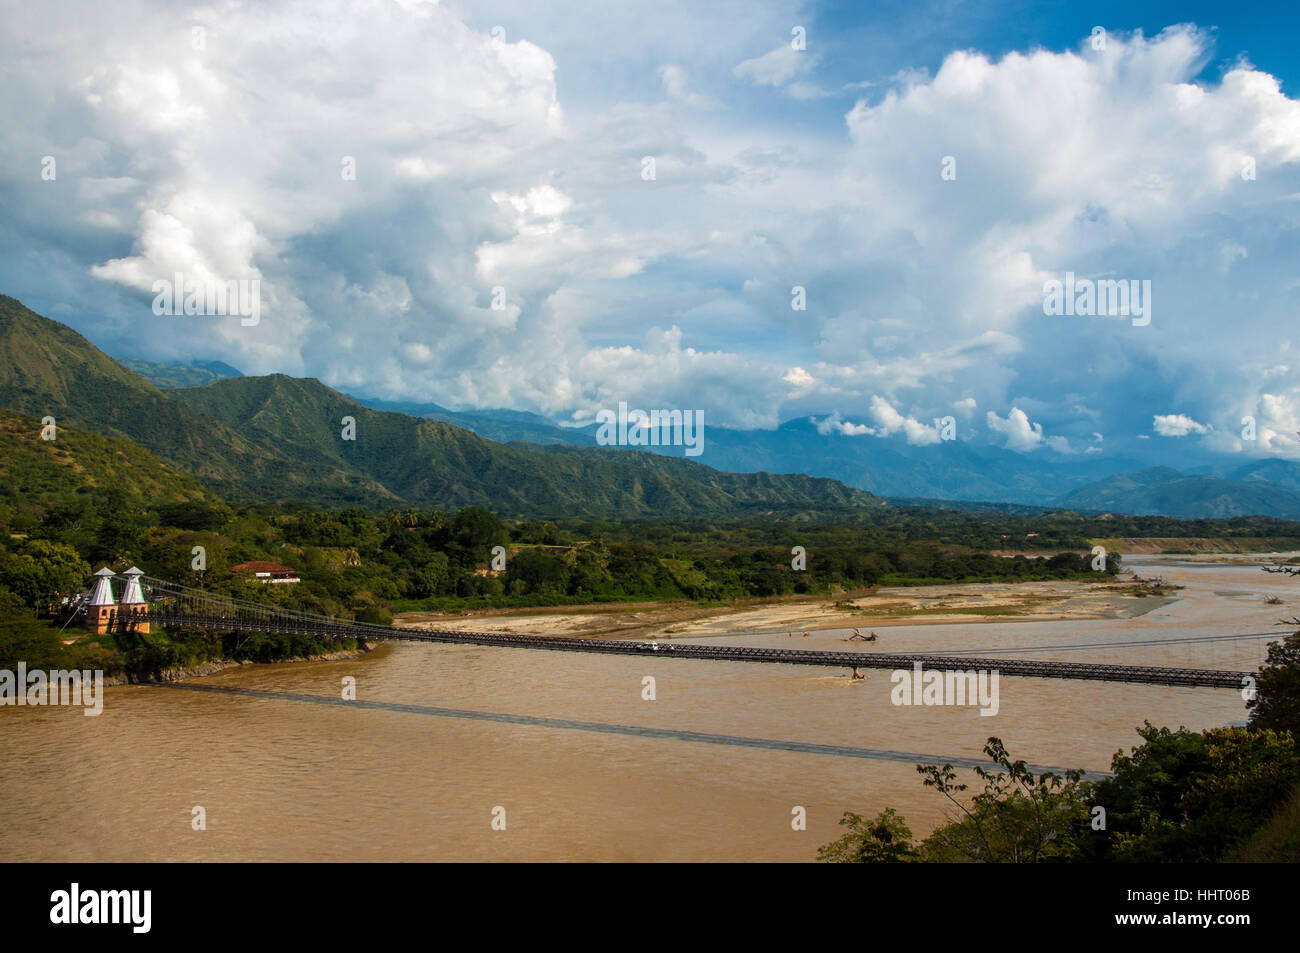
[1176,727,1300,860]
[507,548,569,595]
[154,500,232,531]
[0,539,90,608]
[817,809,916,863]
[1082,723,1209,861]
[451,507,508,555]
[95,486,145,562]
[1247,630,1300,736]
[915,737,1090,863]
[356,605,393,626]
[1087,722,1300,862]
[816,738,1092,863]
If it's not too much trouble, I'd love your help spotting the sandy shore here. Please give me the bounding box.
[395,576,1172,642]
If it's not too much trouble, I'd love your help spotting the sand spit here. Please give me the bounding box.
[395,577,1173,642]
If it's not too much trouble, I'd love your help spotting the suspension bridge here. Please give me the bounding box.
[74,573,1261,690]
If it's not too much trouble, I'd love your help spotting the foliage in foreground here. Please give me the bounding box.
[817,738,1091,863]
[819,633,1300,863]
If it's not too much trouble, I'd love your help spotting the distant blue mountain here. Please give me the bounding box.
[357,398,598,446]
[349,394,1154,504]
[349,395,1300,517]
[1057,465,1300,518]
[1229,458,1300,492]
[115,357,243,389]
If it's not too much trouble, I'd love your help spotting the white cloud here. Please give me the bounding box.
[783,365,816,398]
[659,64,719,108]
[3,12,1300,451]
[987,407,1045,452]
[732,42,825,99]
[733,44,809,87]
[1257,391,1300,453]
[814,411,875,437]
[1153,414,1211,436]
[866,395,941,445]
[813,396,940,445]
[787,82,831,101]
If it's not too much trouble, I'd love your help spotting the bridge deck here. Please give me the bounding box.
[147,609,1254,689]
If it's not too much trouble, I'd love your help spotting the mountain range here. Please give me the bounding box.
[16,294,1300,521]
[1056,467,1300,520]
[113,357,243,389]
[0,295,882,518]
[345,390,1300,520]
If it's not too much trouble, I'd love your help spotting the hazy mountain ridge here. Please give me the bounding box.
[350,393,1156,503]
[114,357,243,389]
[12,293,1300,521]
[0,296,885,518]
[172,374,884,516]
[1056,466,1300,519]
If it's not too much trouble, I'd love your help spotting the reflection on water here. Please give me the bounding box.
[0,557,1283,861]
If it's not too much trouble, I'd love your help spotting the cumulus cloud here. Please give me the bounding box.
[813,410,874,437]
[813,396,940,445]
[836,26,1300,454]
[1,9,1299,452]
[1256,391,1300,453]
[1153,414,1212,436]
[783,365,816,398]
[987,408,1045,452]
[865,395,941,445]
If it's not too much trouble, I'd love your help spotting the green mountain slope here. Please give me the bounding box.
[1230,458,1300,492]
[2,295,882,517]
[173,374,883,516]
[0,295,276,484]
[1057,467,1300,519]
[0,409,217,512]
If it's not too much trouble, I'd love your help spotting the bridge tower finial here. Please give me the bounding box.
[85,567,117,634]
[118,566,150,634]
[120,566,145,605]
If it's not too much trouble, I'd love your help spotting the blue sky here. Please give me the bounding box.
[2,0,1298,465]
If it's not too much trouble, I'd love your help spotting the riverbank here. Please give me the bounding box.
[395,575,1173,641]
[103,643,377,686]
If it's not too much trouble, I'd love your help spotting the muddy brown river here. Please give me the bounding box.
[1,557,1289,861]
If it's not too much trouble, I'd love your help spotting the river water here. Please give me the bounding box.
[1,557,1290,861]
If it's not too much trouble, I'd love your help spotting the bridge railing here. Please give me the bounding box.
[139,575,1258,689]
